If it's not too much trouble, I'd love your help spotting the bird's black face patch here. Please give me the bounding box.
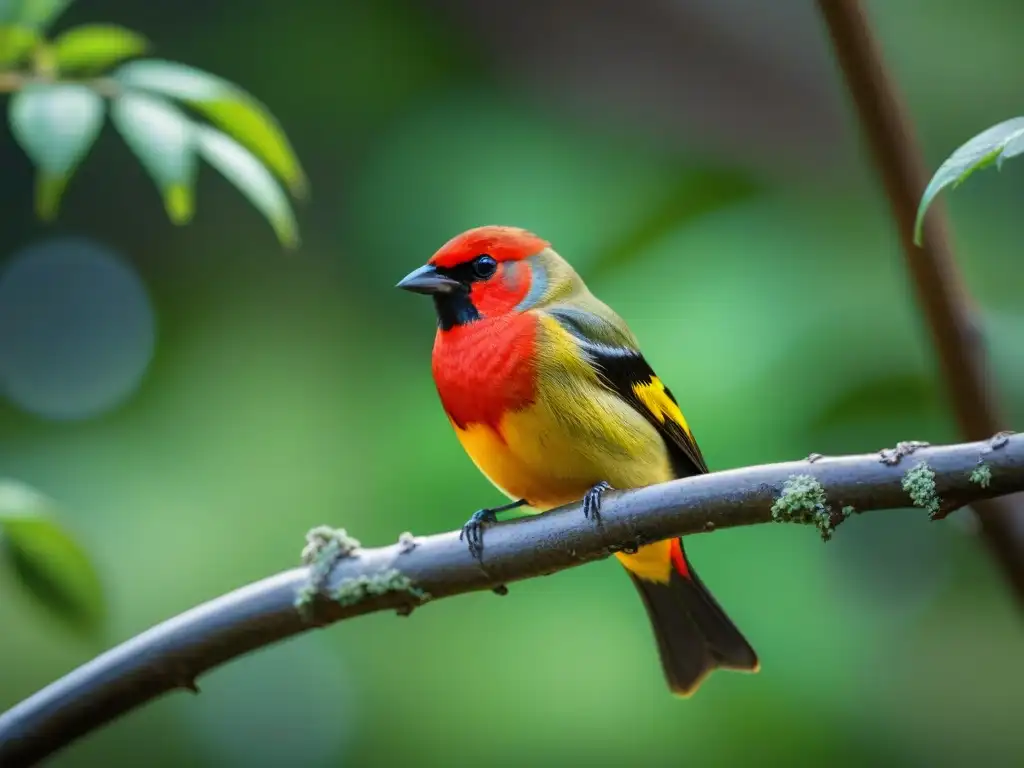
[433,291,480,330]
[431,255,499,330]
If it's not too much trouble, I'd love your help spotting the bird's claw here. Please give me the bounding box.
[460,507,499,559]
[583,481,613,522]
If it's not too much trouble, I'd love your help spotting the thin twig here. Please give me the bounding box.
[0,71,119,96]
[816,0,1024,602]
[1,436,1022,767]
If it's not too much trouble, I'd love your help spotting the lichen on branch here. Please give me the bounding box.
[902,461,941,518]
[971,463,992,488]
[333,568,429,609]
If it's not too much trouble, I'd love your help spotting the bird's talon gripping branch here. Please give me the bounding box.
[459,498,528,559]
[460,508,498,559]
[582,481,613,522]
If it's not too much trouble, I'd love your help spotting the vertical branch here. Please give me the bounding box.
[816,0,1024,604]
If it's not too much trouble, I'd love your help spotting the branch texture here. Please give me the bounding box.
[817,0,1024,601]
[2,437,1023,767]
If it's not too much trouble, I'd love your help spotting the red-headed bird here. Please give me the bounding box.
[397,225,758,696]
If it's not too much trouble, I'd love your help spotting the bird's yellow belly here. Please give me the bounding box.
[454,421,590,511]
[453,398,680,584]
[452,397,673,512]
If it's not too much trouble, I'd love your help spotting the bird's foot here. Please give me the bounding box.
[458,499,527,559]
[583,481,613,522]
[460,508,499,560]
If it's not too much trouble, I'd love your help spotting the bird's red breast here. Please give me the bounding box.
[431,313,539,434]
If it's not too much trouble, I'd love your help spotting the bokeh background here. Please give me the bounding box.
[2,0,1024,765]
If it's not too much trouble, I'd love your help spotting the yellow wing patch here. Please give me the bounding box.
[632,376,692,437]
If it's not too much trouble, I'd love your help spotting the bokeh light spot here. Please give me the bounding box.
[0,236,156,421]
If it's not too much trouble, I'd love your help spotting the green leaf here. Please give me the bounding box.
[8,82,105,219]
[111,92,197,224]
[196,124,299,248]
[0,480,105,633]
[0,0,73,29]
[52,24,147,74]
[113,59,307,197]
[915,117,1024,246]
[0,23,39,66]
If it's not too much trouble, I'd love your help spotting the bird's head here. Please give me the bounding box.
[397,226,576,330]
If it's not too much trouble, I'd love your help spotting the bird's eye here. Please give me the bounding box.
[472,254,498,279]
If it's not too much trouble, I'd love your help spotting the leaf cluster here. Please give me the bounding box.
[1,0,306,246]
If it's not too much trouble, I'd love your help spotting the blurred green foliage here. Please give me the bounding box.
[0,479,103,634]
[0,0,1023,767]
[0,0,308,656]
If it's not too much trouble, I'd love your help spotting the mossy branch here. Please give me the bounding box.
[2,435,1024,766]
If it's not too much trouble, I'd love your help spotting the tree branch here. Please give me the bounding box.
[1,436,1023,766]
[816,0,1024,602]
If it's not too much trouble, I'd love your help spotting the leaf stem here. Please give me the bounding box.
[0,70,119,97]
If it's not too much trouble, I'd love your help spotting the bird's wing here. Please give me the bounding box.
[548,306,709,477]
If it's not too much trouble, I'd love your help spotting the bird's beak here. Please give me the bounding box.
[396,264,463,295]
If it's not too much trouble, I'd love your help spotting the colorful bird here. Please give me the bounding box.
[397,225,758,696]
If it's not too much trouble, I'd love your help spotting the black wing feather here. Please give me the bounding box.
[588,348,708,478]
[550,308,708,478]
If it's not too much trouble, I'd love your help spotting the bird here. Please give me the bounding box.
[396,225,758,696]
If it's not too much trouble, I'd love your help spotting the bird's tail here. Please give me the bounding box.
[621,538,758,696]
